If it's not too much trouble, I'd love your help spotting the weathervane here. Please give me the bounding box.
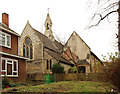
[47,8,50,13]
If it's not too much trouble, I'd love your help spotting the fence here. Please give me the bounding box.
[26,73,108,85]
[54,73,107,82]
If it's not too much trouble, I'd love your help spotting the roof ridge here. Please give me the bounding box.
[65,31,90,49]
[29,23,61,53]
[0,22,20,36]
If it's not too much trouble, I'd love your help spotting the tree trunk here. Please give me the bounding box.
[118,1,120,57]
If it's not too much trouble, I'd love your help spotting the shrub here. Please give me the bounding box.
[2,76,10,88]
[52,63,65,74]
[68,67,77,73]
[103,59,120,92]
[102,52,120,92]
[9,83,17,87]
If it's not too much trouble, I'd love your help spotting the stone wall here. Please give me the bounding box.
[60,63,71,73]
[66,32,91,61]
[26,60,43,74]
[18,22,43,60]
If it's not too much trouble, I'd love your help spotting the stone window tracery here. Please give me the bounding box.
[23,37,33,59]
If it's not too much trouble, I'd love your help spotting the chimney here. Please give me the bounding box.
[2,13,9,27]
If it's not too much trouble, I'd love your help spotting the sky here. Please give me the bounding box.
[0,0,118,60]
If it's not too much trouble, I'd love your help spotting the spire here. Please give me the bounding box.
[44,12,54,41]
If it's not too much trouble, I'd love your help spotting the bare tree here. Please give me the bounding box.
[88,0,120,56]
[88,0,120,91]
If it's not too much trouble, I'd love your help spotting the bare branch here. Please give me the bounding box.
[88,10,118,28]
[103,2,118,13]
[53,32,66,45]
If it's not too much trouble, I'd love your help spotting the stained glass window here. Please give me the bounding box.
[30,46,33,59]
[26,47,29,58]
[23,37,33,59]
[23,45,25,57]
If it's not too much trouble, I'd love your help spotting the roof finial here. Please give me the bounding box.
[47,8,50,13]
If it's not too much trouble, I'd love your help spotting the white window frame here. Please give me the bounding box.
[1,57,18,77]
[0,31,11,48]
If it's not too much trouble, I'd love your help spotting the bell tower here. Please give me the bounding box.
[44,12,54,41]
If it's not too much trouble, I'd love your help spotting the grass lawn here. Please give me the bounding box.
[2,81,113,92]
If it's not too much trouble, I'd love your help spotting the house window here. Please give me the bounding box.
[1,58,18,77]
[0,31,11,48]
[46,59,52,70]
[23,37,33,59]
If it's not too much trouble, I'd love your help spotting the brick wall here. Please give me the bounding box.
[1,30,18,55]
[2,55,26,83]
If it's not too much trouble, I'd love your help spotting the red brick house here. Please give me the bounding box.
[0,13,28,82]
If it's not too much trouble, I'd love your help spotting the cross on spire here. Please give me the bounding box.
[47,8,50,13]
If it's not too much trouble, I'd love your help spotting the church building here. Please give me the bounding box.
[19,13,73,75]
[19,13,103,75]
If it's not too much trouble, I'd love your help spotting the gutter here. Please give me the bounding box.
[0,51,28,60]
[0,26,20,37]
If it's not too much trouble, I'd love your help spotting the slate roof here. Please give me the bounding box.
[53,40,63,51]
[44,49,73,66]
[29,23,73,66]
[32,27,60,52]
[90,51,103,64]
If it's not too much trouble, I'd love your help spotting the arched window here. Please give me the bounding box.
[50,59,52,70]
[30,46,33,59]
[46,59,52,70]
[23,37,33,59]
[47,60,49,70]
[23,45,25,57]
[26,47,29,58]
[47,23,49,30]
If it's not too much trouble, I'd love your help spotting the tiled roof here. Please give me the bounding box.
[0,22,20,36]
[62,47,78,62]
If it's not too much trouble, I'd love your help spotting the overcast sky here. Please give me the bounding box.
[0,0,118,60]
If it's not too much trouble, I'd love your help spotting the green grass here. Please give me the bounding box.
[2,81,113,92]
